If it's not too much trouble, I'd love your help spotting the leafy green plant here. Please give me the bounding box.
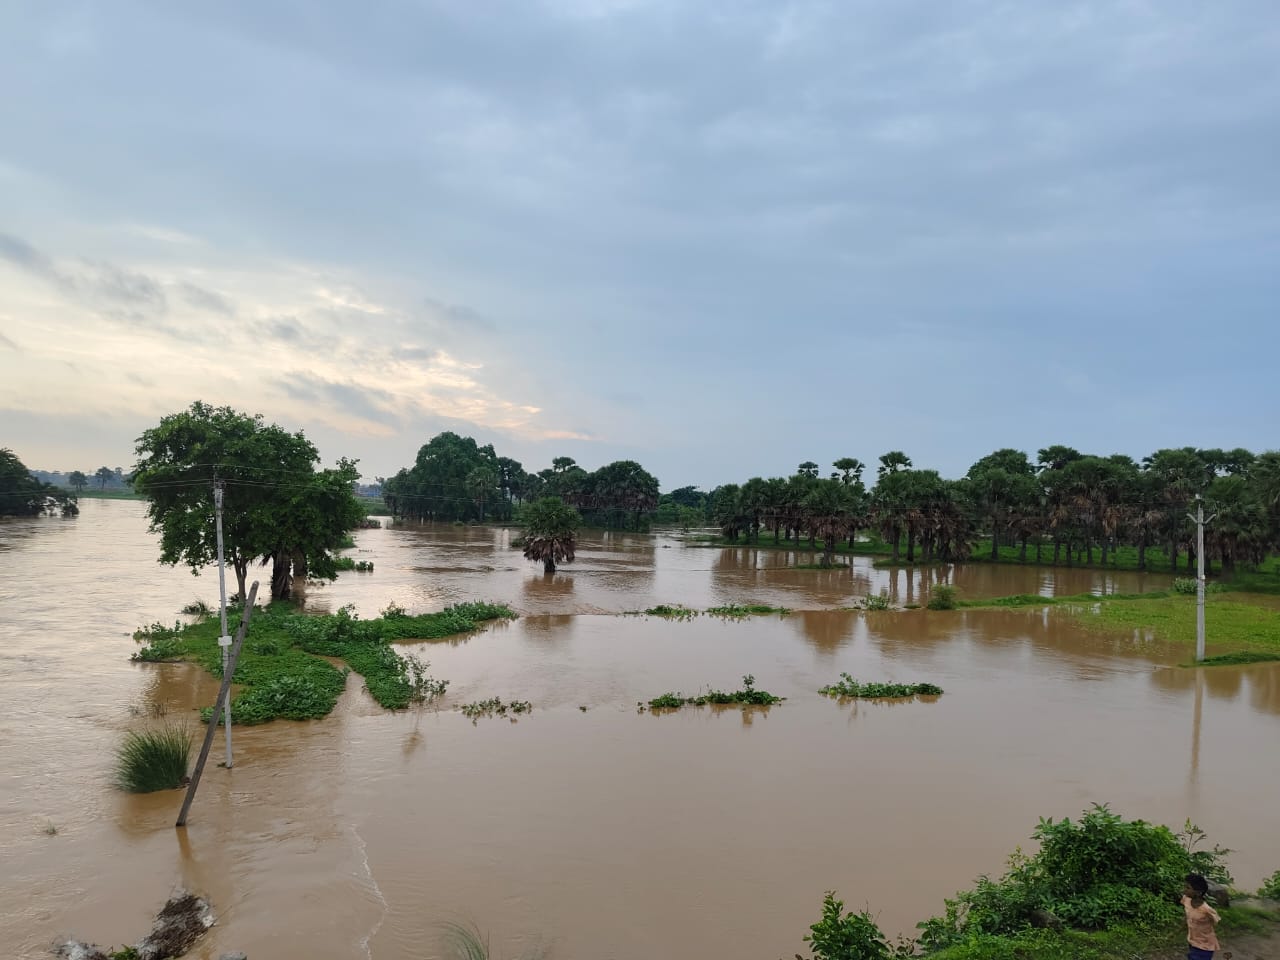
[917,804,1233,950]
[114,725,192,793]
[819,673,943,699]
[927,584,958,610]
[862,592,892,611]
[803,891,902,960]
[1173,577,1224,595]
[1258,869,1280,899]
[108,947,140,960]
[647,675,784,709]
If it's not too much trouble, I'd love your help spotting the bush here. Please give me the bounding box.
[927,584,957,610]
[115,725,192,793]
[804,891,899,960]
[862,592,892,611]
[918,805,1231,950]
[819,673,943,699]
[1173,577,1198,595]
[1259,869,1280,899]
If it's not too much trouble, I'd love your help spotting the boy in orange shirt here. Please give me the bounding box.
[1181,873,1221,960]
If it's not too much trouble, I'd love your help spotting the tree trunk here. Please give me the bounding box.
[1100,541,1108,567]
[1019,535,1028,564]
[906,523,916,564]
[271,554,292,601]
[543,557,556,574]
[891,525,900,564]
[990,512,1000,561]
[233,558,249,602]
[1137,541,1147,571]
[1052,539,1061,565]
[1035,539,1042,564]
[1187,549,1195,574]
[1169,542,1178,573]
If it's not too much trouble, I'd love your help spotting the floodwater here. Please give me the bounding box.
[2,500,1278,960]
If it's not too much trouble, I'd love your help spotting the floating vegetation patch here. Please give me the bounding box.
[705,603,791,618]
[847,592,891,611]
[643,604,698,619]
[459,697,533,722]
[819,672,944,699]
[180,598,212,618]
[646,674,784,709]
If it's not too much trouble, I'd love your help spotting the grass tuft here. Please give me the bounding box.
[115,725,192,793]
[705,603,791,618]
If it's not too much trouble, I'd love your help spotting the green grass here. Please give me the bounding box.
[957,591,1170,609]
[705,602,791,617]
[1182,650,1280,668]
[133,601,516,723]
[1073,594,1280,653]
[819,673,943,699]
[114,725,192,793]
[690,532,897,556]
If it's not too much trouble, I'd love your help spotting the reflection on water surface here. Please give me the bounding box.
[2,501,1277,959]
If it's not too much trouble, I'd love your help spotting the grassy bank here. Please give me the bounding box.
[133,601,516,723]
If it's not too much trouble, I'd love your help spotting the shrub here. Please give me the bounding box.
[647,675,784,709]
[927,584,957,610]
[1259,869,1280,899]
[1173,577,1198,595]
[804,891,897,960]
[917,805,1232,950]
[115,725,192,793]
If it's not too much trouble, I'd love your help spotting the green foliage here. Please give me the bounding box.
[819,673,943,699]
[114,725,192,793]
[643,604,698,619]
[108,948,140,960]
[647,675,783,709]
[705,603,791,617]
[803,892,902,960]
[1173,577,1225,595]
[459,697,533,722]
[518,497,581,572]
[926,584,957,610]
[917,805,1232,950]
[132,401,364,601]
[860,592,892,611]
[333,556,374,571]
[0,447,77,517]
[137,601,513,723]
[1259,870,1280,899]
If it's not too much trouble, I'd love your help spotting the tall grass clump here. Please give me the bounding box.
[115,725,193,793]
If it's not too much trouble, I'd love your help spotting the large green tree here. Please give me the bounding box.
[68,470,88,494]
[133,402,362,601]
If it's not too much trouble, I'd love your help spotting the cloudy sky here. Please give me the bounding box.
[2,1,1277,489]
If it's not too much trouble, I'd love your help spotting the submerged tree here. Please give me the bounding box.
[133,402,362,601]
[0,448,77,517]
[519,497,581,574]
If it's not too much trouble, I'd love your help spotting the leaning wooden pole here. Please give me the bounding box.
[176,582,259,828]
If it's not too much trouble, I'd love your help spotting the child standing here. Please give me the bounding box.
[1182,873,1222,960]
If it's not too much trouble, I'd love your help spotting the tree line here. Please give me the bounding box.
[0,448,78,517]
[688,446,1280,573]
[381,431,660,530]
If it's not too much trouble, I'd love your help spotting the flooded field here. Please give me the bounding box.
[2,500,1278,959]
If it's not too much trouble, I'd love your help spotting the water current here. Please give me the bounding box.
[2,500,1277,959]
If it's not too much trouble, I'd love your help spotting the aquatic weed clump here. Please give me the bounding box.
[114,725,192,793]
[705,603,791,618]
[647,674,784,709]
[819,673,943,699]
[459,697,532,722]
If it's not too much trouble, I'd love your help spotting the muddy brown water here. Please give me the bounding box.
[2,500,1278,959]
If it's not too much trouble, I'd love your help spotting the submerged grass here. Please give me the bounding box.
[647,674,783,709]
[115,725,192,793]
[641,604,699,619]
[1075,594,1280,653]
[134,601,516,724]
[819,672,943,699]
[1182,650,1280,668]
[705,602,791,618]
[458,697,532,722]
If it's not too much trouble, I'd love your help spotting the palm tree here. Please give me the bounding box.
[465,467,497,521]
[94,466,114,490]
[519,497,580,574]
[804,478,854,567]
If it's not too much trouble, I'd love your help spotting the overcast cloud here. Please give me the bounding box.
[2,1,1277,486]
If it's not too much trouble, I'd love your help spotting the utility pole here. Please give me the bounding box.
[1188,494,1216,663]
[214,482,233,767]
